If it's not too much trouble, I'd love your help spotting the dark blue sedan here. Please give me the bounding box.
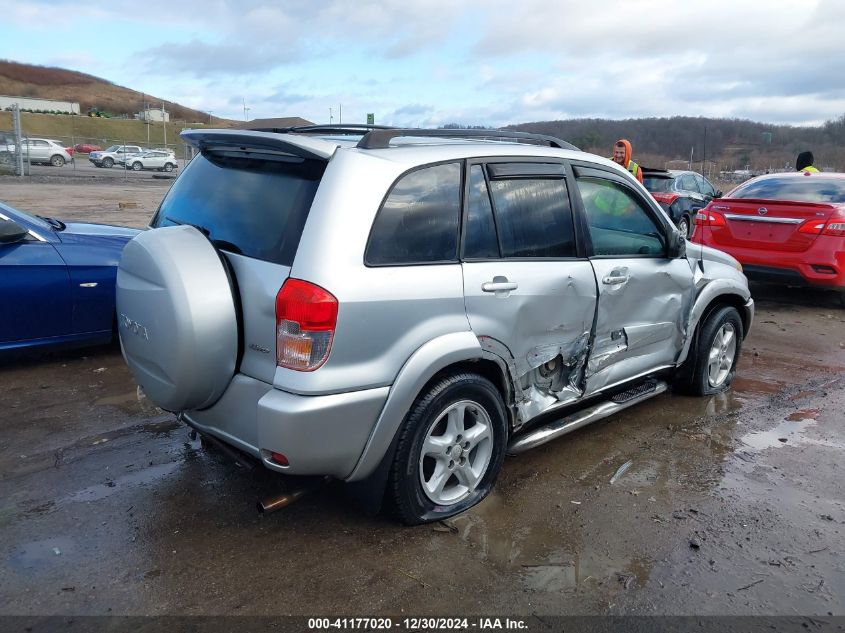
[0,202,139,356]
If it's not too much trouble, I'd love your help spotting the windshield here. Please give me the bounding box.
[730,177,845,203]
[0,204,53,231]
[103,145,120,152]
[152,152,326,266]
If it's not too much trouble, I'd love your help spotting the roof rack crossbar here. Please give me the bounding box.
[355,128,579,151]
[250,124,396,135]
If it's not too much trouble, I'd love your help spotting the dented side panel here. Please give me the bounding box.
[584,258,695,394]
[462,260,597,428]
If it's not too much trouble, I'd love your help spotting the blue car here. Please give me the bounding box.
[0,202,139,357]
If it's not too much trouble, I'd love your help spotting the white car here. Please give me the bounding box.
[122,150,178,172]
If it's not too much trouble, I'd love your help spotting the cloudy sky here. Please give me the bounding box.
[2,0,844,127]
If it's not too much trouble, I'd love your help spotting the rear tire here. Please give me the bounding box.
[163,163,174,172]
[676,306,743,396]
[50,155,65,167]
[389,373,507,525]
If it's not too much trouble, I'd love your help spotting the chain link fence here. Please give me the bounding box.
[1,105,197,177]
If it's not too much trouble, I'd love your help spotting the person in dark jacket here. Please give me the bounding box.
[796,151,820,172]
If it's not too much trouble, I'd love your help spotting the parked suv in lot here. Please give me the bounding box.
[118,150,178,172]
[89,145,144,168]
[17,138,73,167]
[117,126,753,524]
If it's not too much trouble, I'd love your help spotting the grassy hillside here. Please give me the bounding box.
[0,59,229,125]
[0,111,215,152]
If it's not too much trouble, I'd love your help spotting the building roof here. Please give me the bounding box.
[234,117,314,130]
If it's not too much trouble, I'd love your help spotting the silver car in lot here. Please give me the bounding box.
[15,138,73,166]
[118,150,178,172]
[116,126,753,524]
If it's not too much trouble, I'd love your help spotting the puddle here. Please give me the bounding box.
[732,376,784,395]
[59,461,181,505]
[520,553,651,593]
[7,536,75,571]
[95,386,161,415]
[740,417,816,451]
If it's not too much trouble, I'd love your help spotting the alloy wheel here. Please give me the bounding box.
[418,399,493,505]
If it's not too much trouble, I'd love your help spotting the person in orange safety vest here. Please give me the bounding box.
[611,138,644,183]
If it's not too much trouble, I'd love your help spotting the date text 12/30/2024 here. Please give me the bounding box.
[308,618,528,630]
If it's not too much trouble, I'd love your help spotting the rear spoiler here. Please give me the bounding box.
[180,129,337,161]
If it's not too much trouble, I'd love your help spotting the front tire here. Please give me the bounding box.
[389,373,507,525]
[103,157,114,168]
[677,306,743,396]
[677,214,692,239]
[132,161,143,171]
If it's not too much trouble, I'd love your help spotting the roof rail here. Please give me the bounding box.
[250,124,396,135]
[356,128,579,150]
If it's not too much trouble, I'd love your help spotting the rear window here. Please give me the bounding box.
[729,177,845,203]
[643,176,673,192]
[151,152,325,266]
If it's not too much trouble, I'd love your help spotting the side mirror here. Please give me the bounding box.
[714,190,723,198]
[667,229,687,259]
[0,219,29,245]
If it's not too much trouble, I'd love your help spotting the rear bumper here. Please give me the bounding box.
[183,373,389,479]
[695,231,845,291]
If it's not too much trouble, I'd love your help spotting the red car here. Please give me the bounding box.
[692,171,845,305]
[73,143,103,154]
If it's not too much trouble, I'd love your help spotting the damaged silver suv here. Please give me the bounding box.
[117,126,753,524]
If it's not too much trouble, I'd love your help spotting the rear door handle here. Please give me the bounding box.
[482,276,518,296]
[482,281,518,292]
[602,274,629,285]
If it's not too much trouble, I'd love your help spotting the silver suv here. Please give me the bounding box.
[117,126,753,524]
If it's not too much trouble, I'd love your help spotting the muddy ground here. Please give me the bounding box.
[0,179,844,618]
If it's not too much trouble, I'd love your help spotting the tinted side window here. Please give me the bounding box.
[488,177,576,258]
[464,165,499,259]
[366,163,461,265]
[679,174,699,192]
[576,177,665,257]
[695,175,715,197]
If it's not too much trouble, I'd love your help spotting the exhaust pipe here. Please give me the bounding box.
[257,476,331,515]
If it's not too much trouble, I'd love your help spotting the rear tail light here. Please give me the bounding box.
[275,279,338,371]
[694,210,727,227]
[651,192,679,205]
[799,215,845,237]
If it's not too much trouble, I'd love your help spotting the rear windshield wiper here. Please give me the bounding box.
[165,217,242,254]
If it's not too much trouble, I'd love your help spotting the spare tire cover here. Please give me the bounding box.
[116,225,238,412]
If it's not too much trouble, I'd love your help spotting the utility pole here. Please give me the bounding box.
[243,98,249,121]
[339,104,342,124]
[329,107,333,124]
[689,146,694,170]
[702,125,707,175]
[163,102,167,149]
